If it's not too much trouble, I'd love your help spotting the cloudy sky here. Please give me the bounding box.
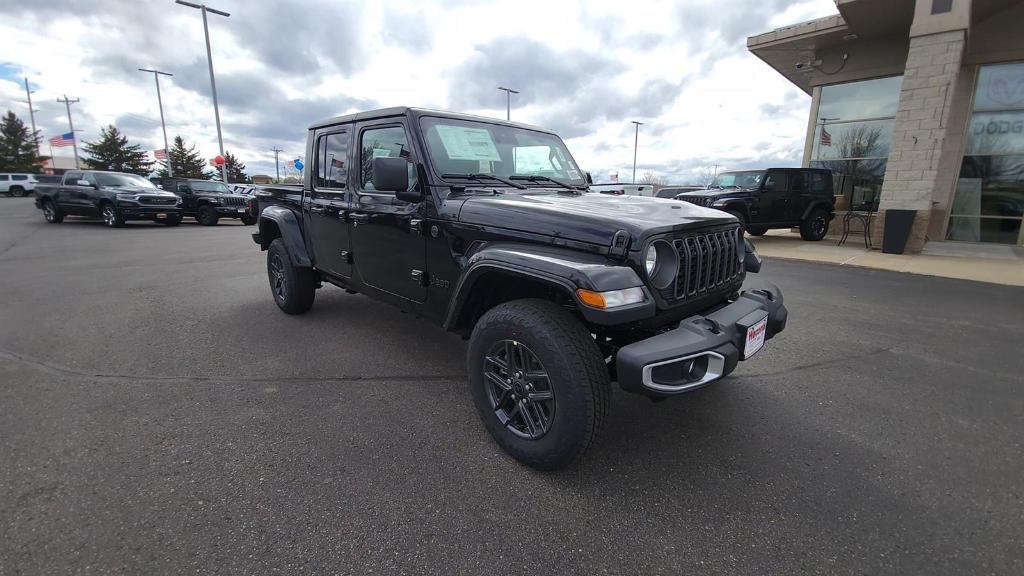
[0,0,836,183]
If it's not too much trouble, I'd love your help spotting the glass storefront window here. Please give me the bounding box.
[818,76,904,121]
[948,62,1024,244]
[811,159,887,209]
[811,119,895,161]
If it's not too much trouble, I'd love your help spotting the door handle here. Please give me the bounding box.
[337,210,348,222]
[310,206,325,214]
[349,213,370,224]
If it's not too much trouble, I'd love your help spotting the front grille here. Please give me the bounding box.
[658,226,743,303]
[139,196,177,205]
[679,196,712,207]
[221,196,246,207]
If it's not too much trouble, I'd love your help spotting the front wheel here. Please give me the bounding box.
[42,200,64,223]
[196,205,219,226]
[725,210,747,230]
[746,226,768,236]
[468,299,610,471]
[100,203,124,228]
[240,214,257,226]
[267,238,316,314]
[800,208,830,241]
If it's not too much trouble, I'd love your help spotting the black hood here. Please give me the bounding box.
[110,186,177,196]
[457,191,737,247]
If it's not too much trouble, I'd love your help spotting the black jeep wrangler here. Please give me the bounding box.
[675,168,835,241]
[160,178,256,226]
[252,107,788,470]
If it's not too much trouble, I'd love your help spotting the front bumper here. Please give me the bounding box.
[214,205,249,216]
[117,206,182,220]
[616,282,787,397]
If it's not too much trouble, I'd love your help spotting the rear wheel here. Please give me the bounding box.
[10,186,26,197]
[42,200,64,223]
[468,299,610,471]
[100,203,124,228]
[746,226,768,236]
[267,238,316,314]
[800,208,830,241]
[196,205,219,226]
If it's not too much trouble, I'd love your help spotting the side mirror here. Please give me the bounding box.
[743,238,762,273]
[373,157,422,203]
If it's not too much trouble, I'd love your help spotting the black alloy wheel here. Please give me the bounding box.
[266,238,316,314]
[800,208,830,241]
[42,200,63,223]
[483,340,556,439]
[269,251,288,304]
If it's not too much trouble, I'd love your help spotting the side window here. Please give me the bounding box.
[790,171,806,192]
[316,131,348,189]
[64,171,82,184]
[12,175,27,181]
[0,175,8,181]
[360,125,416,192]
[177,183,189,193]
[82,173,97,186]
[765,172,788,191]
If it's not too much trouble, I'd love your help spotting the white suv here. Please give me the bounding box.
[0,173,38,197]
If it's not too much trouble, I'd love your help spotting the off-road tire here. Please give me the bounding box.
[162,214,182,226]
[800,208,830,241]
[468,299,610,471]
[241,214,257,226]
[10,186,26,197]
[100,202,124,228]
[267,238,316,314]
[726,210,747,230]
[42,200,64,223]
[196,205,219,226]
[746,226,768,236]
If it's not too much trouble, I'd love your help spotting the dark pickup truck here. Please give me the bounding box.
[34,170,182,227]
[675,168,835,240]
[251,107,788,470]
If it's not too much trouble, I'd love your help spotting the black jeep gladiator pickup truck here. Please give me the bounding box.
[252,107,788,470]
[675,168,835,240]
[159,178,256,226]
[34,170,182,227]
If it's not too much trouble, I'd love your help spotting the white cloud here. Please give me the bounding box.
[0,0,838,180]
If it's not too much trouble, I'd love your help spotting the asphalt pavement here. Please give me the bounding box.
[1,197,1022,575]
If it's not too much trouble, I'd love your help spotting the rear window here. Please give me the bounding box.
[0,175,8,181]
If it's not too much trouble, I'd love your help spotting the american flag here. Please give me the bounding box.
[820,126,832,147]
[154,149,168,160]
[49,132,75,147]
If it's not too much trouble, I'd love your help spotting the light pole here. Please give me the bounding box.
[176,0,230,183]
[138,68,174,177]
[631,120,643,183]
[497,86,519,121]
[22,78,40,156]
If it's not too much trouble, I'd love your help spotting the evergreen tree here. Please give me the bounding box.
[223,150,249,183]
[0,110,47,172]
[156,135,214,179]
[82,125,153,176]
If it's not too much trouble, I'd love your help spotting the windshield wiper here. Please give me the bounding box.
[442,173,527,190]
[509,174,583,192]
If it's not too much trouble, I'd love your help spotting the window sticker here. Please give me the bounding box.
[435,125,501,161]
[513,146,552,173]
[567,169,581,180]
[372,148,392,159]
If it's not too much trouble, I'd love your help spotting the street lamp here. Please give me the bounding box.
[21,78,40,156]
[497,86,519,121]
[631,121,643,183]
[138,68,174,177]
[176,0,230,183]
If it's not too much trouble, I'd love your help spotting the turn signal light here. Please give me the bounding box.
[576,287,645,309]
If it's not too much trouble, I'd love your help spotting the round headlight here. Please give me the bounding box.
[645,245,658,275]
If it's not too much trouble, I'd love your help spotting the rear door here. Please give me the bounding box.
[305,128,354,278]
[759,170,790,223]
[58,171,85,213]
[786,169,809,222]
[348,121,426,302]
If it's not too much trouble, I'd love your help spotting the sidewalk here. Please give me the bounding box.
[750,230,1024,287]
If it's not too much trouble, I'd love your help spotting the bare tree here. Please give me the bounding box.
[693,166,717,186]
[639,171,667,188]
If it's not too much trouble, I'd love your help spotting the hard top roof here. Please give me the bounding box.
[308,106,556,135]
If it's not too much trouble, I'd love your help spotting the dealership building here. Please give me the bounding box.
[749,0,1024,250]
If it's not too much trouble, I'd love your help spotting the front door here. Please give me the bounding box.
[306,128,354,278]
[348,122,427,303]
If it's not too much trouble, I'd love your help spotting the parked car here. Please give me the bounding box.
[588,183,655,197]
[0,173,38,197]
[158,178,256,225]
[34,170,182,227]
[675,168,835,240]
[252,107,788,470]
[656,185,705,199]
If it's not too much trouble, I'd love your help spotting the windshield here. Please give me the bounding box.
[711,171,765,188]
[419,117,585,188]
[94,173,157,188]
[190,181,231,193]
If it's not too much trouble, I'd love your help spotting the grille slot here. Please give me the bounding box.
[679,196,711,207]
[139,196,177,205]
[669,227,742,301]
[221,196,246,207]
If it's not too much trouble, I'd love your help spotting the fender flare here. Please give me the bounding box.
[801,200,834,221]
[443,242,654,331]
[715,199,750,218]
[257,205,311,267]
